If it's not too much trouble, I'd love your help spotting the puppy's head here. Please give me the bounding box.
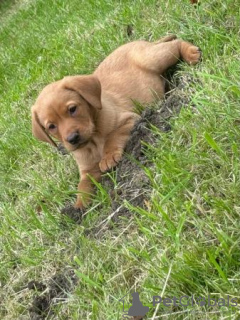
[31,75,101,151]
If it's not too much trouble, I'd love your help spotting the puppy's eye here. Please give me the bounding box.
[48,123,56,130]
[69,105,77,115]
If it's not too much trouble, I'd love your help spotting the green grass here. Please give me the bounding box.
[1,0,240,319]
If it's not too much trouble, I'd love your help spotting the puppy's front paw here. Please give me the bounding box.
[186,45,202,65]
[99,151,122,172]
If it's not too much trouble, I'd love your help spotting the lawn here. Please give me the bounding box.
[0,0,240,319]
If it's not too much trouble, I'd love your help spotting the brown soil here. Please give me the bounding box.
[28,268,77,319]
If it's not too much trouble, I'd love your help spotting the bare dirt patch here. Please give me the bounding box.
[28,268,78,319]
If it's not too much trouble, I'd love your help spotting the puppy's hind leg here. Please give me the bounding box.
[140,39,201,74]
[179,40,201,65]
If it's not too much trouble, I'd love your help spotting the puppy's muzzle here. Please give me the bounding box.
[67,132,81,145]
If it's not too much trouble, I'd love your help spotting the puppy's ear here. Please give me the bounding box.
[63,75,102,110]
[31,106,57,147]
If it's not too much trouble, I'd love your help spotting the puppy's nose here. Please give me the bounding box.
[67,132,80,145]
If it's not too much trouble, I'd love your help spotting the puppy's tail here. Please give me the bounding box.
[154,34,177,44]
